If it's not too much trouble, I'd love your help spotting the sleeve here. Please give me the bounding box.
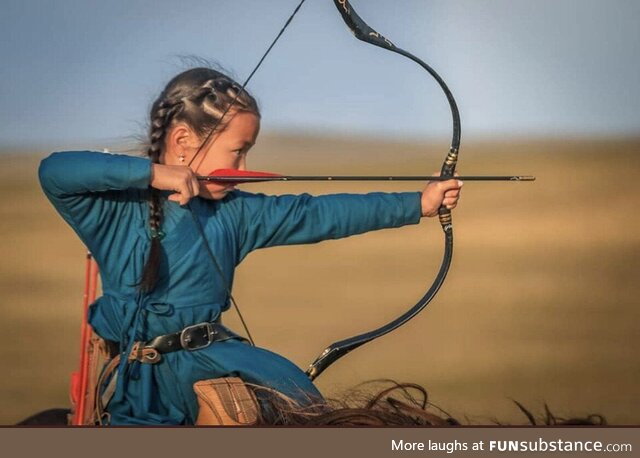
[233,190,422,262]
[38,151,152,258]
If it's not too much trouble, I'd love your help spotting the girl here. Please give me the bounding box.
[38,67,462,425]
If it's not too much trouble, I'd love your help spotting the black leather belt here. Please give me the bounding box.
[145,320,248,354]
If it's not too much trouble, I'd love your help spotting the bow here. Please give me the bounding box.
[192,1,476,380]
[304,0,462,380]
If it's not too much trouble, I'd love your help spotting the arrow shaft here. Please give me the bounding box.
[197,175,535,182]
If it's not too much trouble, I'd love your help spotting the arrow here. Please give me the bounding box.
[197,169,535,184]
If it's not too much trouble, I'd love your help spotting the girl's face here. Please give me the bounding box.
[168,111,260,200]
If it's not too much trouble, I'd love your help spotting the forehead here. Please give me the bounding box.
[222,111,260,143]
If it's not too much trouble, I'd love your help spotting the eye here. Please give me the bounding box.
[233,146,249,156]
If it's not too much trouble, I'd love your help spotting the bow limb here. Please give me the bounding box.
[305,1,461,380]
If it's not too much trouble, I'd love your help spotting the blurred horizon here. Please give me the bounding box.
[3,131,640,157]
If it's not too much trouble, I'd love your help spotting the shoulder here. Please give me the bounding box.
[220,189,266,209]
[220,190,315,213]
[39,150,151,196]
[40,150,119,168]
[39,150,150,170]
[224,190,264,201]
[223,190,314,204]
[38,150,96,181]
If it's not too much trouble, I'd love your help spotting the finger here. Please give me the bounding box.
[185,180,195,198]
[191,176,200,196]
[177,183,193,206]
[170,189,187,206]
[188,173,200,196]
[181,189,192,206]
[438,180,462,193]
[443,196,458,207]
[444,189,460,198]
[179,173,195,197]
[444,193,461,203]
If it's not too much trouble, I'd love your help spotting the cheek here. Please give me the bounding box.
[198,157,239,177]
[194,150,226,174]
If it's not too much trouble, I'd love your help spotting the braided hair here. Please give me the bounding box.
[139,68,260,293]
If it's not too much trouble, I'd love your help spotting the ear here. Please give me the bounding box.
[165,122,199,160]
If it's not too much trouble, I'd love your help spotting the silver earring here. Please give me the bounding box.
[178,153,185,163]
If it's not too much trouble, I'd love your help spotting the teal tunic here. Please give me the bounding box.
[38,151,422,425]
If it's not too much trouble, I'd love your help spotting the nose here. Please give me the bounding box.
[238,157,247,171]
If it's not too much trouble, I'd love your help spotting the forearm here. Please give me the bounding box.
[236,191,422,258]
[296,191,423,240]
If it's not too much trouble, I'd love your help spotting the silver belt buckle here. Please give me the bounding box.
[180,321,215,351]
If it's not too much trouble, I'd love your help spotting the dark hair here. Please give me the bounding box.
[139,67,260,293]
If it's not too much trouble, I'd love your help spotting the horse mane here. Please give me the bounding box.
[16,380,607,426]
[254,380,606,427]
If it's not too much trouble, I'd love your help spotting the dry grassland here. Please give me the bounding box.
[1,136,638,424]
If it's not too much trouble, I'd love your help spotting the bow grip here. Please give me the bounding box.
[438,147,458,232]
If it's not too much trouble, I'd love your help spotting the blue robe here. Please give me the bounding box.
[38,151,422,425]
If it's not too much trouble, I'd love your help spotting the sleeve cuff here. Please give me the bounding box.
[399,191,423,224]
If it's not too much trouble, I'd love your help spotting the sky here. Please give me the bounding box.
[1,0,639,150]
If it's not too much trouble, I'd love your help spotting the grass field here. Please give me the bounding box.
[1,135,639,425]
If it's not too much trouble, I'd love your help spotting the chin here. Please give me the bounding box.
[199,183,231,200]
[199,189,231,201]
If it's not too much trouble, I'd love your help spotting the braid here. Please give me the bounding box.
[138,67,260,293]
[138,98,183,293]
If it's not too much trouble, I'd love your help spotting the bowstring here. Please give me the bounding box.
[187,0,308,343]
[188,204,256,346]
[188,0,308,168]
